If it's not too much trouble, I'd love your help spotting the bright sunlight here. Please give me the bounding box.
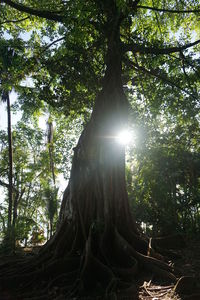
[115,129,133,145]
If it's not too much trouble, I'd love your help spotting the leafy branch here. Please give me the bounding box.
[39,37,65,53]
[180,52,199,96]
[0,16,29,25]
[1,0,64,22]
[136,5,200,14]
[128,59,198,100]
[123,39,200,55]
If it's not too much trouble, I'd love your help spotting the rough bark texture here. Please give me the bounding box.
[0,73,176,297]
[0,7,178,300]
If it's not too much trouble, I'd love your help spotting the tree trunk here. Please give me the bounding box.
[12,188,25,243]
[47,117,56,185]
[0,12,177,300]
[58,26,143,250]
[6,92,14,248]
[47,116,57,238]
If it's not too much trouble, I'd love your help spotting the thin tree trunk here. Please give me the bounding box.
[47,117,56,185]
[0,213,6,233]
[6,92,13,244]
[12,188,25,233]
[47,117,56,237]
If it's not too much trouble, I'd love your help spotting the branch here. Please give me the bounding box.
[0,178,18,192]
[180,52,198,95]
[41,37,65,53]
[177,54,200,77]
[136,5,200,14]
[123,39,200,55]
[152,0,163,41]
[0,179,9,189]
[1,0,64,22]
[131,0,141,9]
[0,16,29,25]
[128,59,197,100]
[0,168,8,176]
[0,212,5,232]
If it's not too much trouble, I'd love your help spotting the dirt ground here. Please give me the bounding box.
[139,237,200,300]
[0,238,200,300]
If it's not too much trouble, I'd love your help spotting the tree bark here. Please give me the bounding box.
[6,92,14,245]
[58,16,141,245]
[47,117,56,186]
[0,5,177,299]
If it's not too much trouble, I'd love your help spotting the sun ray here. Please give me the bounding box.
[116,129,132,145]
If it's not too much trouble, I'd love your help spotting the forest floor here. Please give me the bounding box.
[0,238,200,300]
[138,237,200,300]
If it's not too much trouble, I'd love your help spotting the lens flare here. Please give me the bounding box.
[116,130,132,145]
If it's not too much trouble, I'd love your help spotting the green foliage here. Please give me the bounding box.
[127,109,200,236]
[0,37,27,97]
[15,216,36,244]
[53,114,83,179]
[0,104,83,245]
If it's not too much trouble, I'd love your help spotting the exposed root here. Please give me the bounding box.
[140,282,177,299]
[0,221,182,299]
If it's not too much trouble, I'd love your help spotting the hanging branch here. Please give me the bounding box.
[132,53,146,99]
[0,16,29,25]
[180,51,198,96]
[127,59,198,100]
[136,5,200,14]
[166,53,200,78]
[123,39,200,55]
[40,37,65,53]
[152,0,163,42]
[1,0,64,22]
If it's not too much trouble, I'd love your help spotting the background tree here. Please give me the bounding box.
[126,63,200,236]
[0,38,26,249]
[0,111,80,247]
[0,121,43,247]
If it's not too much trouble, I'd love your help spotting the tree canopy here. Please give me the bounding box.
[0,0,200,299]
[1,0,199,117]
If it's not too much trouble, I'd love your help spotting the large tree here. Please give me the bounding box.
[0,0,200,299]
